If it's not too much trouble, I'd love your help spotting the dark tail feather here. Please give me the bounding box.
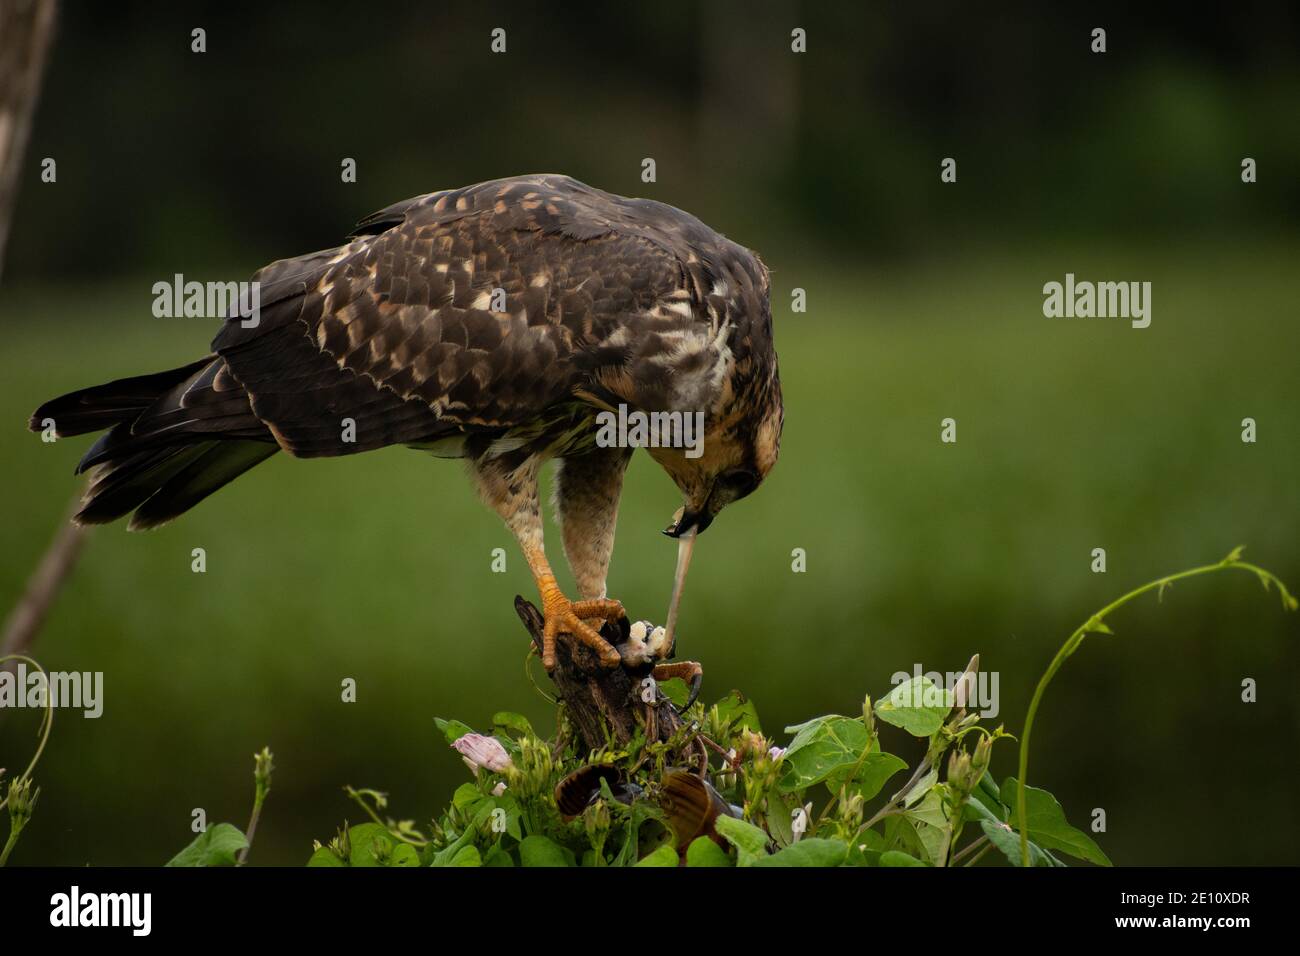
[76,443,217,525]
[129,441,277,530]
[30,358,214,437]
[33,357,279,528]
[76,440,278,529]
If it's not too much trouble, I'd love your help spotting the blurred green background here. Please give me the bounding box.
[1,2,1296,866]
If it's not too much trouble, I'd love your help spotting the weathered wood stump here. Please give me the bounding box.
[513,595,684,752]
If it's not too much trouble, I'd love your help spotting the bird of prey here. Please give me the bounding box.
[30,174,783,671]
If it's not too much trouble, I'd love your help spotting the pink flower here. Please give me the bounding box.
[768,746,787,762]
[452,733,514,773]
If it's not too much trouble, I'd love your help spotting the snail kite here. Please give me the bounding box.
[30,174,784,669]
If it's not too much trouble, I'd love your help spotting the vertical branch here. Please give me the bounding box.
[0,0,58,282]
[1,493,87,669]
[0,1,83,675]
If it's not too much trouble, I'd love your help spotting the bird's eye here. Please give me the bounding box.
[720,469,759,499]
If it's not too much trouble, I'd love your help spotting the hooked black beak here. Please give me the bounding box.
[663,508,713,538]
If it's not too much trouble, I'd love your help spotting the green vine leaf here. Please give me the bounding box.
[306,845,347,867]
[686,837,732,867]
[635,843,679,867]
[166,823,248,867]
[713,691,762,734]
[1001,777,1110,866]
[755,838,849,867]
[1082,616,1114,636]
[518,834,575,867]
[879,850,927,867]
[875,676,952,737]
[445,844,481,867]
[714,815,770,865]
[434,718,474,745]
[491,712,534,738]
[778,715,871,791]
[979,818,1062,867]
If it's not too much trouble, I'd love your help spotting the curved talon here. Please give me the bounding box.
[652,660,704,710]
[684,669,703,709]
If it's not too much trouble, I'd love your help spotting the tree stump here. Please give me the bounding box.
[513,596,684,752]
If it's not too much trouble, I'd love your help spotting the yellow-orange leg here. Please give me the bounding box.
[531,560,625,671]
[652,661,704,708]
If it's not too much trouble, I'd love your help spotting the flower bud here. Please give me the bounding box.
[953,654,979,712]
[839,792,865,828]
[948,749,974,793]
[253,747,274,792]
[971,734,993,779]
[451,733,515,773]
[738,730,767,759]
[332,826,350,859]
[6,777,38,830]
[583,797,611,845]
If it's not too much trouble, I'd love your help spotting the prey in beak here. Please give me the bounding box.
[601,512,704,712]
[662,506,698,654]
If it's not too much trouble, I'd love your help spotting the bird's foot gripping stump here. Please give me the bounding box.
[513,596,703,753]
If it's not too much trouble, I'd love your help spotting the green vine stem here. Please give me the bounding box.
[1016,548,1296,866]
[0,654,54,810]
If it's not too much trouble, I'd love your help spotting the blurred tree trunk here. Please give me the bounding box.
[0,0,77,674]
[0,0,57,283]
[1,497,86,664]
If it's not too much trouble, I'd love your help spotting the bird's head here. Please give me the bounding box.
[649,386,783,539]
